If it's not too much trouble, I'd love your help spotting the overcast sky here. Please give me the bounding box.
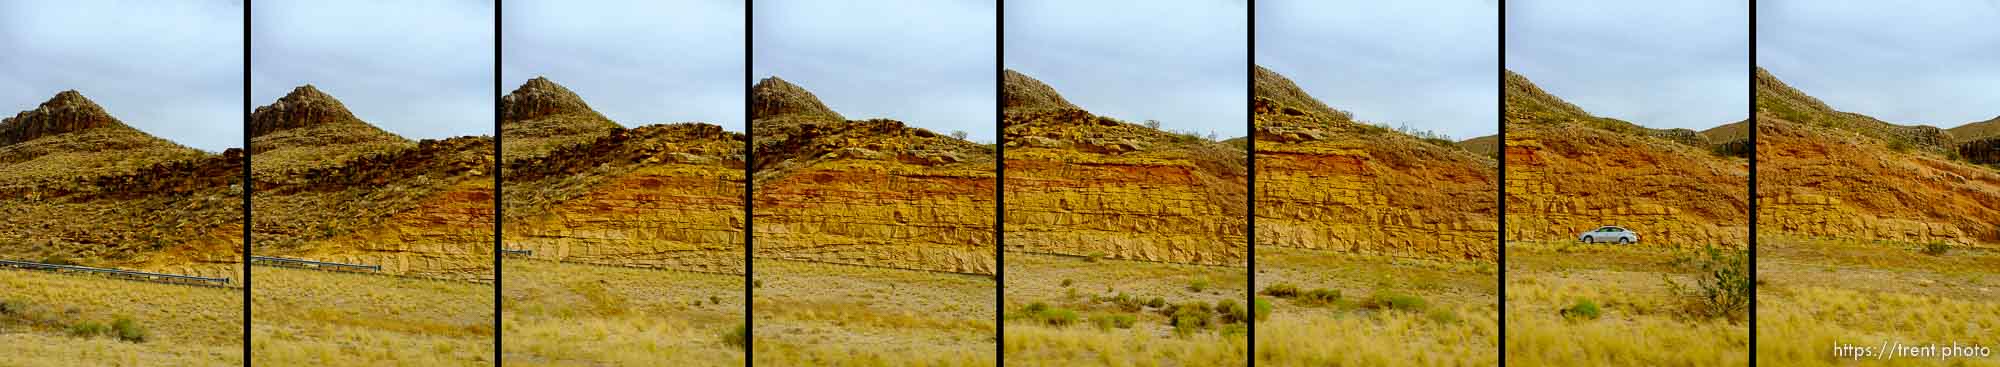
[1007,0,1247,138]
[1760,0,2000,128]
[504,0,742,130]
[1259,0,1496,140]
[0,1,241,152]
[253,0,491,139]
[1507,0,1747,130]
[753,0,995,141]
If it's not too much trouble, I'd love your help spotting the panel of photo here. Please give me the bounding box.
[1504,0,1751,365]
[0,1,245,365]
[749,0,998,365]
[1756,1,2000,365]
[1002,0,1250,364]
[498,0,746,365]
[248,1,496,365]
[1254,1,1501,365]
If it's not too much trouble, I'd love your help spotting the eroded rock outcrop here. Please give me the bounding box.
[1505,71,1748,248]
[1757,68,2000,246]
[752,77,995,274]
[499,77,620,161]
[1252,66,1497,262]
[1002,70,1246,266]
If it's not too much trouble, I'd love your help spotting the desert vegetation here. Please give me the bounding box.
[1505,240,1749,366]
[1756,235,2000,366]
[0,268,241,366]
[753,259,995,366]
[1254,247,1497,366]
[249,266,492,366]
[502,259,743,366]
[1003,253,1247,365]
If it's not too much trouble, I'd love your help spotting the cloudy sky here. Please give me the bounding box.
[1259,0,1497,140]
[504,0,742,130]
[1007,0,1247,138]
[753,0,995,141]
[0,1,241,152]
[253,0,492,139]
[1760,0,2000,128]
[1507,0,1748,129]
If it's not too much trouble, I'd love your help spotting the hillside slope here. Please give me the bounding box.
[1504,71,1748,248]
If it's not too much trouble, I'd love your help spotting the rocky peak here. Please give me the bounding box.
[1001,69,1078,112]
[751,76,843,122]
[250,84,358,138]
[501,77,596,122]
[1,90,126,146]
[1251,65,1345,120]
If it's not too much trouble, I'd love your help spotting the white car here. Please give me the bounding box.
[1579,226,1639,244]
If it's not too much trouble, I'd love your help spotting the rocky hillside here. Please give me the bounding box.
[1003,70,1246,266]
[1952,117,2000,165]
[0,91,242,279]
[1253,66,1497,262]
[1504,71,1748,248]
[251,86,493,280]
[501,78,746,274]
[1757,68,2000,246]
[751,77,995,274]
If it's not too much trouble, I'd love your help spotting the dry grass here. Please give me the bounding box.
[502,259,743,366]
[1254,247,1497,366]
[0,268,241,366]
[1003,252,1246,365]
[1757,236,2000,366]
[753,258,995,366]
[250,266,492,366]
[1505,240,1749,366]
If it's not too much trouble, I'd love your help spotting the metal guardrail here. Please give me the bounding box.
[250,256,382,272]
[0,259,231,286]
[501,249,533,256]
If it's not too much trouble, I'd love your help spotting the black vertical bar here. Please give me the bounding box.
[241,1,253,366]
[1245,1,1257,366]
[994,0,1007,364]
[1496,1,1509,365]
[492,0,505,365]
[1746,1,1759,365]
[743,0,756,365]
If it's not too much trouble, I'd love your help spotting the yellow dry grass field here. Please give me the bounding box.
[502,259,744,366]
[753,258,995,366]
[1003,253,1248,366]
[1757,236,2000,367]
[0,268,241,366]
[249,266,492,366]
[1505,240,1750,366]
[1254,247,1498,366]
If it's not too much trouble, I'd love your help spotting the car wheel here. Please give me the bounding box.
[1619,237,1631,244]
[1582,236,1594,243]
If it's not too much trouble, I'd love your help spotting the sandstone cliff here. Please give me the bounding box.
[0,91,242,279]
[1756,68,2000,246]
[1252,66,1497,262]
[1504,71,1748,248]
[1002,70,1246,266]
[251,86,493,280]
[501,78,746,274]
[750,76,995,274]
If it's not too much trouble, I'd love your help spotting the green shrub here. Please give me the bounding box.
[1561,299,1602,320]
[1060,278,1074,287]
[0,299,16,315]
[1188,278,1210,293]
[1252,297,1274,322]
[1018,302,1079,327]
[1298,289,1342,306]
[1261,283,1301,298]
[1145,297,1167,308]
[1091,313,1137,330]
[107,318,145,342]
[1108,293,1144,312]
[1216,299,1247,324]
[1166,302,1215,335]
[1889,139,1912,153]
[69,321,108,338]
[1364,291,1427,312]
[1923,242,1951,256]
[724,324,748,347]
[1665,245,1751,321]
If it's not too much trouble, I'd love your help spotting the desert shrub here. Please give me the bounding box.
[752,279,762,289]
[1364,291,1427,312]
[1060,278,1074,287]
[111,318,146,342]
[1091,313,1137,330]
[1018,302,1079,327]
[1298,289,1342,307]
[1427,308,1460,324]
[1108,293,1144,312]
[1252,297,1273,322]
[1144,120,1162,129]
[1261,283,1301,298]
[709,296,722,305]
[1561,299,1602,320]
[0,299,16,315]
[1168,302,1216,336]
[1216,299,1247,324]
[1888,139,1912,153]
[724,324,748,348]
[1188,278,1211,293]
[1922,241,1951,256]
[69,321,108,338]
[1145,297,1167,308]
[1665,245,1750,322]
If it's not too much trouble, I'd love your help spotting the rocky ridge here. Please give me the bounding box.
[1505,71,1748,248]
[1003,70,1247,266]
[1253,66,1498,262]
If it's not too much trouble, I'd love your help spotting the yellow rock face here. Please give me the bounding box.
[1504,126,1750,249]
[755,159,995,274]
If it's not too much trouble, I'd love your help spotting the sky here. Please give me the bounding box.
[0,1,242,152]
[1259,0,1497,140]
[753,0,995,142]
[1759,0,2000,128]
[1507,0,1748,129]
[1006,0,1248,138]
[252,0,492,139]
[504,0,742,130]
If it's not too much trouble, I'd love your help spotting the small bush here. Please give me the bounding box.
[69,321,108,338]
[1091,313,1137,330]
[1188,278,1211,293]
[1261,283,1301,298]
[1145,297,1167,308]
[1665,245,1750,322]
[1252,297,1273,322]
[1060,279,1074,287]
[110,318,146,343]
[1922,242,1950,256]
[752,279,763,289]
[1108,293,1144,312]
[0,299,17,315]
[1426,308,1460,324]
[1298,289,1341,306]
[1889,139,1912,153]
[724,324,748,347]
[1018,302,1079,327]
[709,296,722,305]
[1216,299,1247,324]
[1364,291,1427,312]
[1561,299,1602,320]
